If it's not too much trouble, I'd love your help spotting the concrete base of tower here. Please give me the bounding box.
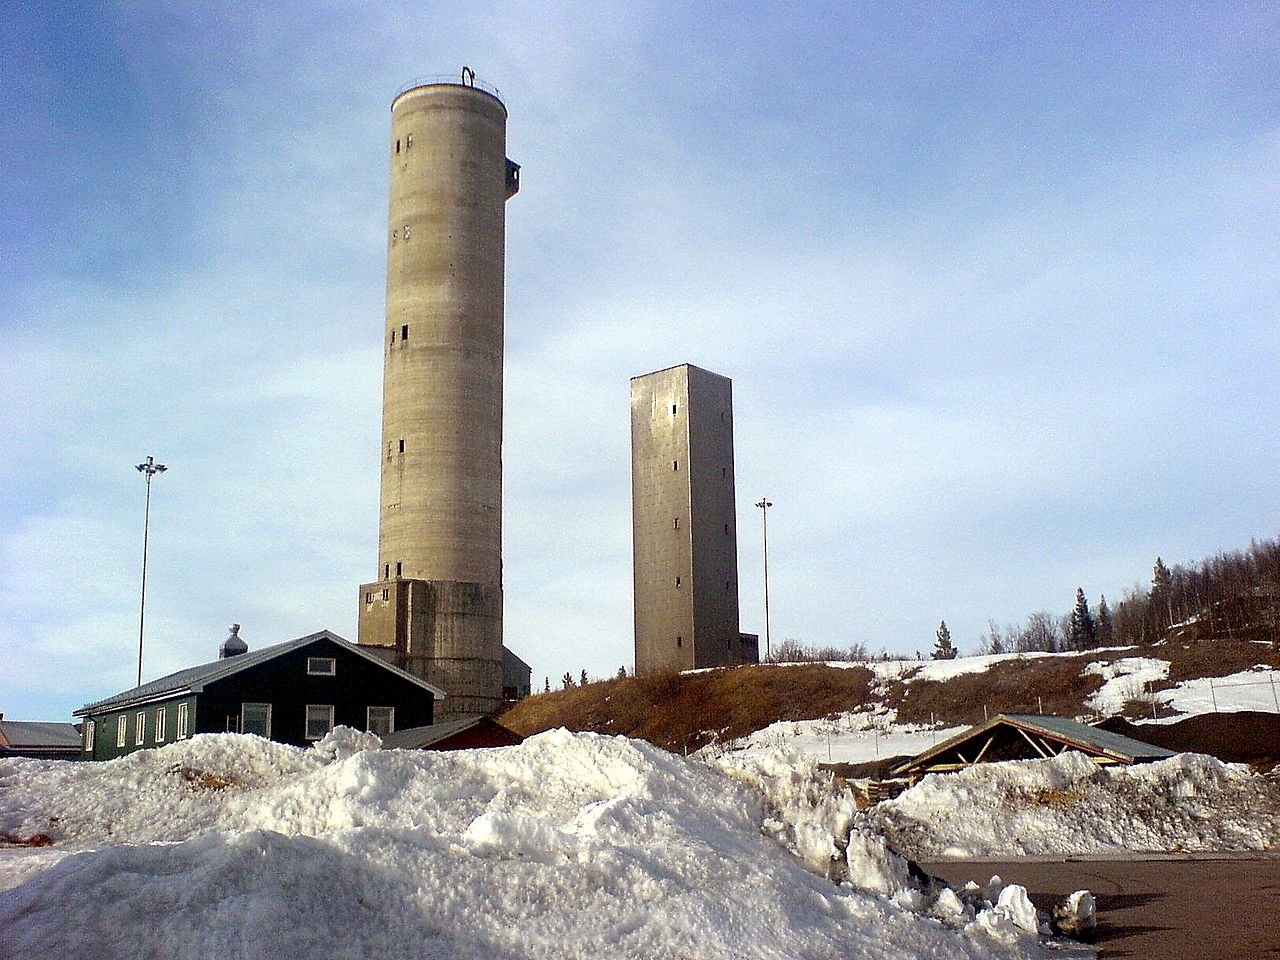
[357,577,503,720]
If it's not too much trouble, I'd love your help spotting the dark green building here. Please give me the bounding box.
[75,628,444,761]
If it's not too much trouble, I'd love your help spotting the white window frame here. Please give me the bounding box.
[307,657,337,676]
[117,715,128,748]
[241,702,272,739]
[366,706,395,737]
[135,711,146,746]
[176,702,189,739]
[83,719,95,752]
[305,704,335,741]
[154,707,166,743]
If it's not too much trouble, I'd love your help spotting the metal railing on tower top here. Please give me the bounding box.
[394,69,504,105]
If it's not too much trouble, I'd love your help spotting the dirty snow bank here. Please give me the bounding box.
[1084,657,1170,714]
[715,707,968,765]
[708,746,1091,950]
[868,653,1066,684]
[1155,666,1280,717]
[870,751,1280,859]
[1,730,1046,960]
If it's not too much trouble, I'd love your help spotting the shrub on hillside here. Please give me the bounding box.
[764,639,885,663]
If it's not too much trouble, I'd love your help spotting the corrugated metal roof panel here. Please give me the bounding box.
[0,721,82,749]
[1000,714,1177,761]
[381,717,484,750]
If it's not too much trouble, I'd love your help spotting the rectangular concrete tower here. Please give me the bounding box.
[358,74,519,720]
[631,364,758,675]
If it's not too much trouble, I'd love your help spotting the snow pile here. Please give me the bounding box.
[708,745,911,895]
[0,729,1048,960]
[869,750,1280,858]
[1050,890,1096,940]
[0,733,327,846]
[1083,657,1170,714]
[714,707,967,765]
[967,879,1045,943]
[708,746,1079,953]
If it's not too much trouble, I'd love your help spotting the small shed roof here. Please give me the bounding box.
[893,713,1176,777]
[381,716,524,751]
[76,630,446,716]
[502,646,531,674]
[0,721,82,751]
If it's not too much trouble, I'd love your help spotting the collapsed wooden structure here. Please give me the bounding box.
[892,713,1176,779]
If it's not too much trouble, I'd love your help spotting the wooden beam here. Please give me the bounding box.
[973,732,997,763]
[1015,726,1052,758]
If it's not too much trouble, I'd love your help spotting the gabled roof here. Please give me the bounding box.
[381,715,523,750]
[502,646,531,673]
[0,721,82,750]
[75,630,446,716]
[893,713,1176,776]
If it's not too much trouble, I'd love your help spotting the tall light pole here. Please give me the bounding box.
[135,456,167,687]
[755,497,773,660]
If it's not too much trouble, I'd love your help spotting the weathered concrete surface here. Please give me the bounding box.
[358,81,516,719]
[380,82,509,587]
[923,855,1280,960]
[631,364,749,675]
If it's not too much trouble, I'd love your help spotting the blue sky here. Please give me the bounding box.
[3,2,1278,719]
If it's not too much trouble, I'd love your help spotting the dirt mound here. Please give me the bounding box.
[500,663,876,753]
[503,641,1280,756]
[1095,711,1280,763]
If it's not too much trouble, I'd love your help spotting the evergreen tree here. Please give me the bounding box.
[1067,587,1097,650]
[562,672,574,689]
[1096,595,1114,647]
[616,665,627,679]
[580,669,589,686]
[1151,556,1174,629]
[932,620,958,660]
[544,676,550,693]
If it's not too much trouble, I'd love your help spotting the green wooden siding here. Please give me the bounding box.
[87,695,197,761]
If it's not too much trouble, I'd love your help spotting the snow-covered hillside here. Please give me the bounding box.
[716,652,1280,766]
[1,729,1068,960]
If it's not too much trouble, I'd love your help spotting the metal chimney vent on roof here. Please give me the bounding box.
[219,623,249,659]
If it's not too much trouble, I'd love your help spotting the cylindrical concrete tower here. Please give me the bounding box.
[358,73,519,720]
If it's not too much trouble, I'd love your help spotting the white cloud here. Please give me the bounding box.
[4,3,1279,711]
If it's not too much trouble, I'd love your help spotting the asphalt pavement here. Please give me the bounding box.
[922,855,1280,960]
